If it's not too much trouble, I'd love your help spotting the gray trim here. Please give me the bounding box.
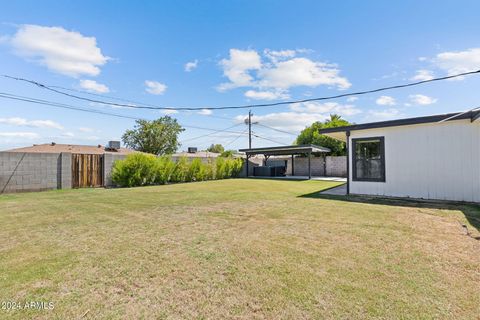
[318,110,480,134]
[239,144,330,155]
[352,136,386,182]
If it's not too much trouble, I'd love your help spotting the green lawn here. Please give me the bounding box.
[0,179,479,319]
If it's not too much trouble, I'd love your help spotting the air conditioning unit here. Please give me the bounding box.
[107,141,121,150]
[187,147,197,153]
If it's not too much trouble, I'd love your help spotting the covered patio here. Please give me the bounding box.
[239,144,332,180]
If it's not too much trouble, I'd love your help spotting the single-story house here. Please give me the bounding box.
[318,110,480,203]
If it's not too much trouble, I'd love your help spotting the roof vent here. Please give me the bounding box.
[106,141,121,151]
[187,147,197,153]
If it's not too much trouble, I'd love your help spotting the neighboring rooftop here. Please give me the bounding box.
[3,143,137,155]
[171,151,221,158]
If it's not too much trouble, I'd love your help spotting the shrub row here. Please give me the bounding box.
[111,153,244,187]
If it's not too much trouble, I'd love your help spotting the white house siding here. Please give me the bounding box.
[348,119,480,202]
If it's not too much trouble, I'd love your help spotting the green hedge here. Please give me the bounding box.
[111,153,243,187]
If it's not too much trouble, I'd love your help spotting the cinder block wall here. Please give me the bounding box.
[0,152,66,193]
[326,156,346,177]
[265,155,346,177]
[103,154,127,187]
[287,157,326,176]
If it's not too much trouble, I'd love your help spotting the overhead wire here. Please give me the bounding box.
[4,69,480,111]
[224,129,248,147]
[253,123,297,136]
[179,123,245,143]
[0,92,245,135]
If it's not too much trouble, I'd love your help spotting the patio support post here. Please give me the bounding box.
[346,131,350,195]
[308,151,311,179]
[246,154,250,178]
[291,154,294,176]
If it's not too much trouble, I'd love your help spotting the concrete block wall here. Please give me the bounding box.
[287,157,326,176]
[103,153,128,187]
[265,155,347,177]
[0,152,63,193]
[326,156,346,177]
[60,152,72,189]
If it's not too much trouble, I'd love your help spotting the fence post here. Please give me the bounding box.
[60,152,72,190]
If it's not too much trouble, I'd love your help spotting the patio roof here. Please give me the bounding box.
[239,144,330,156]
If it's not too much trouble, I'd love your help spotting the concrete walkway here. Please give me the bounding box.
[249,176,347,182]
[319,184,347,195]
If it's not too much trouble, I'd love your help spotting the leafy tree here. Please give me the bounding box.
[207,143,225,153]
[219,150,235,158]
[295,114,351,156]
[122,116,184,155]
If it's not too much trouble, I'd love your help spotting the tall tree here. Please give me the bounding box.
[122,116,184,155]
[207,143,225,153]
[295,114,351,156]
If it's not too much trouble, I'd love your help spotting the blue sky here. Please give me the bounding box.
[1,0,480,151]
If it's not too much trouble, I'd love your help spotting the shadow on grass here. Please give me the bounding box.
[299,189,480,238]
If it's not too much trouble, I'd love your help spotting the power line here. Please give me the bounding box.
[252,133,285,146]
[0,92,245,135]
[224,129,248,148]
[0,92,142,120]
[254,123,297,136]
[4,69,480,111]
[179,123,245,143]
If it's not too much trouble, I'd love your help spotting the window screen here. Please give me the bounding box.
[352,137,385,182]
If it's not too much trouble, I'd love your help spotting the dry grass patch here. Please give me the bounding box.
[0,179,479,319]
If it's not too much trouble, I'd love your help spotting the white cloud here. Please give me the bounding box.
[409,94,437,105]
[258,57,351,90]
[198,109,212,115]
[367,108,401,121]
[289,102,361,116]
[263,49,296,62]
[376,95,396,106]
[8,24,109,77]
[184,59,198,72]
[160,109,178,115]
[434,48,480,76]
[0,132,39,139]
[79,127,95,133]
[62,132,75,137]
[410,69,434,81]
[85,135,101,141]
[218,48,351,94]
[0,117,63,129]
[79,79,109,93]
[218,49,262,91]
[244,89,289,100]
[145,80,167,95]
[235,112,328,132]
[346,96,358,102]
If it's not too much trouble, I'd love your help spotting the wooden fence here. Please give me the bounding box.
[71,154,104,188]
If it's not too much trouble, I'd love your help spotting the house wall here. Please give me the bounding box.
[348,118,480,202]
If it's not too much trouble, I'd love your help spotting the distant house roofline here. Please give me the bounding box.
[2,143,137,155]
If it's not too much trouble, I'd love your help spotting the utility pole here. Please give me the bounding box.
[248,110,252,149]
